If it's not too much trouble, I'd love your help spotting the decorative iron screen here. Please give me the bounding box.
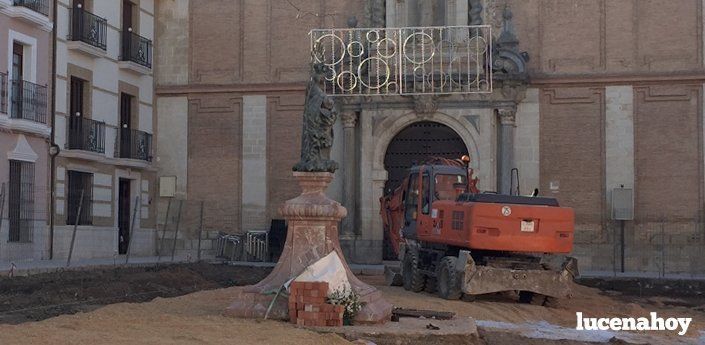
[310,25,492,96]
[8,160,34,243]
[452,211,464,231]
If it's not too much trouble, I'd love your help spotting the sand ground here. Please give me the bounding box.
[0,275,703,344]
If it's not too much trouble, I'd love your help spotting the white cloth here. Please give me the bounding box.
[291,251,351,296]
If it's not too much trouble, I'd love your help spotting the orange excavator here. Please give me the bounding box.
[380,156,578,305]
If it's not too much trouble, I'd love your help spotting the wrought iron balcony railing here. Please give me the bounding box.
[66,116,106,154]
[70,7,107,50]
[10,79,47,124]
[121,31,152,68]
[13,0,50,16]
[117,128,152,161]
[0,72,7,114]
[310,25,492,95]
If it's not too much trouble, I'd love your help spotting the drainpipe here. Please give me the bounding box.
[48,0,59,260]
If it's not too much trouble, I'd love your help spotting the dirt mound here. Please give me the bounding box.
[0,262,270,324]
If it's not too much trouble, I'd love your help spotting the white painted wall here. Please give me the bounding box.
[515,88,541,195]
[241,95,268,231]
[155,96,188,197]
[605,86,635,214]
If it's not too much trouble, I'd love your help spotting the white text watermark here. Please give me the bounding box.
[576,312,692,336]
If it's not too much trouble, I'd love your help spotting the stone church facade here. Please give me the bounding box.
[154,0,705,275]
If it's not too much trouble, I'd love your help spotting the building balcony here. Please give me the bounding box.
[67,7,107,58]
[117,128,152,162]
[119,30,152,74]
[6,0,52,31]
[13,0,48,15]
[66,116,106,154]
[10,79,47,124]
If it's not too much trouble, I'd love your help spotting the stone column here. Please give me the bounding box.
[497,107,516,195]
[341,112,357,240]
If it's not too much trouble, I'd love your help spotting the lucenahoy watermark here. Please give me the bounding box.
[576,312,692,336]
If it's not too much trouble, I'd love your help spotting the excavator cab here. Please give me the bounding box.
[401,165,468,241]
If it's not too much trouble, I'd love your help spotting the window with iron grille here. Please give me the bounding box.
[66,171,93,225]
[8,160,34,242]
[451,211,464,231]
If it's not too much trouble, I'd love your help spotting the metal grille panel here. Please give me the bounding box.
[8,160,34,243]
[310,25,492,96]
[66,171,93,225]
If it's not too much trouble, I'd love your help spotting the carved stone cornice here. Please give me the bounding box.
[497,107,517,126]
[341,112,358,128]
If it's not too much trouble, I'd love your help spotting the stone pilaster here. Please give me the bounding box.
[497,107,516,195]
[341,112,358,239]
[369,0,385,27]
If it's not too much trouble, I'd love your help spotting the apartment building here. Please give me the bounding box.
[0,0,53,261]
[53,0,156,259]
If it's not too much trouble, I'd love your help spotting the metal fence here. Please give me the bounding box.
[310,25,492,96]
[13,0,50,16]
[155,199,287,263]
[121,31,152,68]
[66,116,106,154]
[70,7,108,50]
[117,128,152,161]
[10,79,48,124]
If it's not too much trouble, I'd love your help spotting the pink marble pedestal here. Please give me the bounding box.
[224,172,392,324]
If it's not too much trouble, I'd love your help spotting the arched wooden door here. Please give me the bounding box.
[383,121,468,194]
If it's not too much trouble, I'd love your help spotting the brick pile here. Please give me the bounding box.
[289,281,345,327]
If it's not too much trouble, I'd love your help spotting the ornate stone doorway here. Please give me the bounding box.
[383,121,469,194]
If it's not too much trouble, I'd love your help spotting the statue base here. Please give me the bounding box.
[224,172,392,324]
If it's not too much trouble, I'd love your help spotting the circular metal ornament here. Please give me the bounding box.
[347,41,365,58]
[377,37,397,59]
[403,32,435,64]
[336,71,358,92]
[366,30,380,43]
[314,33,346,66]
[357,57,391,89]
[466,36,488,55]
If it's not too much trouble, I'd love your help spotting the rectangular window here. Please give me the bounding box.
[66,171,93,225]
[8,160,34,242]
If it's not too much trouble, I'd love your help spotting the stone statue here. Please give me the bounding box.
[293,61,339,173]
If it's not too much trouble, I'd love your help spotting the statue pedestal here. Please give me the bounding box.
[224,172,392,324]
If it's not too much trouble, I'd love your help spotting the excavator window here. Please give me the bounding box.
[404,173,419,223]
[421,173,430,214]
[434,174,467,201]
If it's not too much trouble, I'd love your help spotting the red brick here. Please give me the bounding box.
[299,311,321,320]
[291,281,306,291]
[297,296,325,304]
